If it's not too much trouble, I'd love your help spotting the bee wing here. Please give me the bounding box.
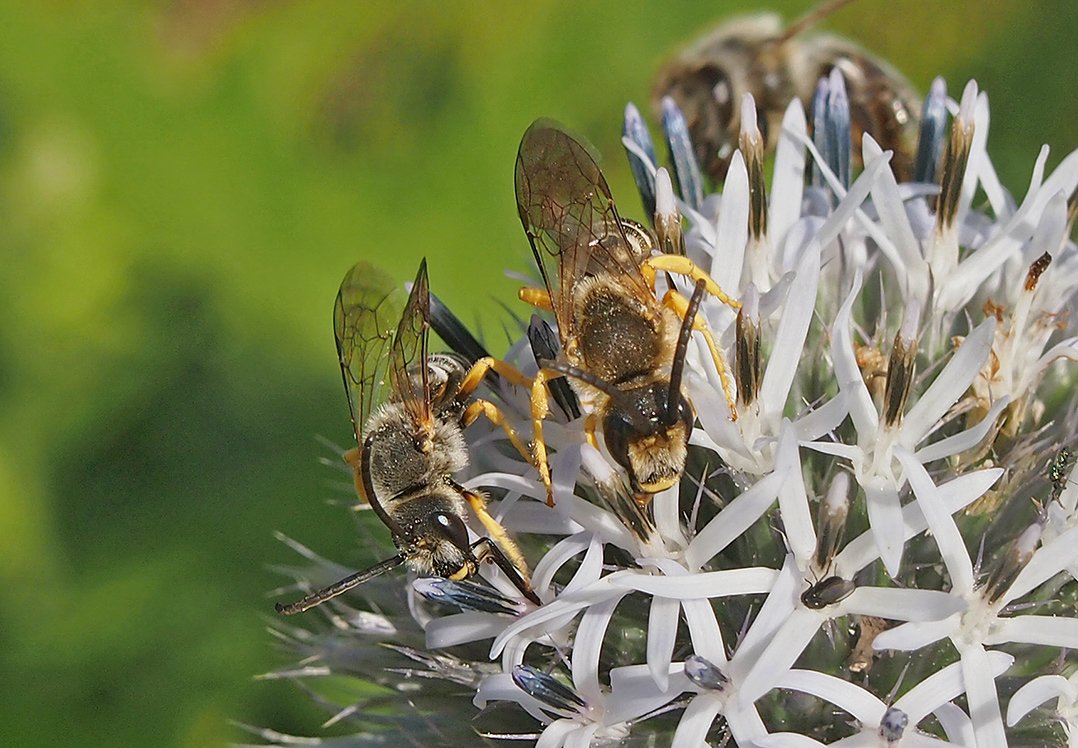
[388,260,434,429]
[333,262,409,445]
[515,120,653,344]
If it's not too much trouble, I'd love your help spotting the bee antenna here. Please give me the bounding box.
[665,279,706,427]
[778,0,857,43]
[274,553,406,615]
[541,361,624,402]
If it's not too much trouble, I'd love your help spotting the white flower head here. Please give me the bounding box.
[266,65,1078,748]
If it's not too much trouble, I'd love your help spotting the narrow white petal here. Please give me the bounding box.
[759,243,820,417]
[490,571,634,657]
[682,596,729,665]
[775,422,816,563]
[843,587,965,622]
[913,396,1009,464]
[776,668,884,723]
[561,534,605,596]
[906,735,956,748]
[960,643,1009,748]
[606,666,691,724]
[672,695,722,748]
[647,595,681,691]
[724,703,769,745]
[834,469,1001,576]
[896,651,1013,723]
[831,270,879,437]
[1006,524,1078,601]
[984,615,1078,649]
[475,673,553,724]
[769,100,807,245]
[933,703,976,747]
[712,151,748,290]
[864,478,906,576]
[801,439,859,461]
[533,532,594,597]
[736,555,801,662]
[902,318,995,447]
[686,471,785,569]
[896,448,975,592]
[536,719,580,748]
[1007,674,1076,726]
[612,567,779,599]
[793,392,850,442]
[652,483,686,549]
[754,734,827,748]
[817,152,891,250]
[425,612,508,649]
[863,134,925,299]
[563,722,599,748]
[572,593,628,703]
[738,608,823,706]
[873,616,957,651]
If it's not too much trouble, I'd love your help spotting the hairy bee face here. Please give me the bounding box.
[603,383,694,495]
[653,12,921,181]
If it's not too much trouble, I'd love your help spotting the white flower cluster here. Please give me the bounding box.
[264,75,1078,748]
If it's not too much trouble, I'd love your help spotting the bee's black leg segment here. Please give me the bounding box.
[470,537,541,606]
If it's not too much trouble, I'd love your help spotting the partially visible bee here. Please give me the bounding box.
[653,0,921,182]
[516,120,740,503]
[276,260,539,614]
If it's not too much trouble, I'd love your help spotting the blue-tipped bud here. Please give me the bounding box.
[914,77,948,184]
[825,68,851,192]
[661,96,704,212]
[810,76,830,189]
[879,707,909,743]
[624,102,658,219]
[684,654,729,690]
[413,578,524,616]
[511,665,587,714]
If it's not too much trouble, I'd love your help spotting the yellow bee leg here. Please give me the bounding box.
[663,288,739,420]
[519,286,554,311]
[460,488,531,579]
[531,370,555,507]
[458,357,533,397]
[645,254,742,311]
[583,412,601,451]
[462,399,534,467]
[343,447,371,504]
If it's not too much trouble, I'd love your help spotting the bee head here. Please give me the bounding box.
[412,511,477,581]
[603,383,693,495]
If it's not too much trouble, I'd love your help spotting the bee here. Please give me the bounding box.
[652,0,921,182]
[275,260,540,614]
[515,120,740,504]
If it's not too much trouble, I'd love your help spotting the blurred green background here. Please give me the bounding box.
[0,1,1072,745]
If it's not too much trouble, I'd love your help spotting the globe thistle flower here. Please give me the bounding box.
[261,64,1078,748]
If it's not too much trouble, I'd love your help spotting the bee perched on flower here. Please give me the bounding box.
[264,20,1078,748]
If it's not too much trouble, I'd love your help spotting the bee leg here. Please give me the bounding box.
[518,286,554,311]
[461,399,535,469]
[583,412,601,451]
[466,533,541,606]
[642,254,742,311]
[342,446,370,504]
[530,370,556,507]
[458,356,533,395]
[458,487,530,577]
[662,288,739,420]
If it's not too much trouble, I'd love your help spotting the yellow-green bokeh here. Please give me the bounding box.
[0,1,1072,746]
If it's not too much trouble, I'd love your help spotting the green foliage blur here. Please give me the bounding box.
[0,1,1072,745]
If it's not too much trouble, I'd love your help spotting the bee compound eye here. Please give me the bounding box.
[433,512,471,552]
